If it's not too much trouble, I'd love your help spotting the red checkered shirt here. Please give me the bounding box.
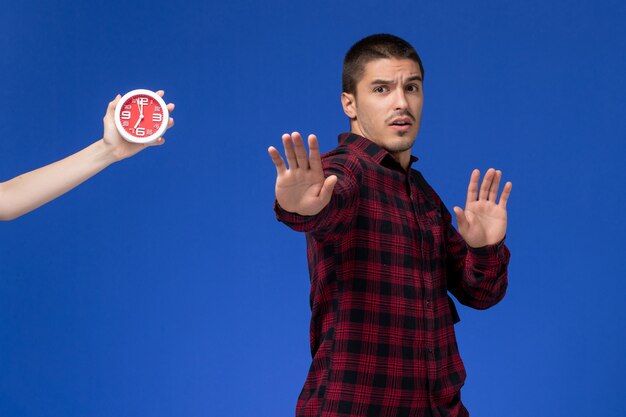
[275,133,510,417]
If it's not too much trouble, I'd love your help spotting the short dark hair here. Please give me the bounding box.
[342,34,424,95]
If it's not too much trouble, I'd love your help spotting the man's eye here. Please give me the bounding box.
[406,85,420,92]
[374,86,388,93]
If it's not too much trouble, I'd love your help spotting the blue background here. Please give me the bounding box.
[1,1,625,416]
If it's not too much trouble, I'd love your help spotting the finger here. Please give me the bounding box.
[282,133,297,169]
[109,94,121,108]
[466,169,480,205]
[292,131,310,170]
[167,117,175,128]
[308,134,323,173]
[268,146,287,175]
[488,170,502,202]
[157,91,174,116]
[453,206,468,232]
[319,175,338,205]
[478,168,495,200]
[147,137,165,147]
[498,181,513,209]
[104,94,121,120]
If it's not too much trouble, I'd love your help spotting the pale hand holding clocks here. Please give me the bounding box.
[114,89,169,144]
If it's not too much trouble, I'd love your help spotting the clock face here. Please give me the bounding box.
[114,89,169,144]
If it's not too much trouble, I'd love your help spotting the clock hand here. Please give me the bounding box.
[134,100,145,129]
[134,114,143,129]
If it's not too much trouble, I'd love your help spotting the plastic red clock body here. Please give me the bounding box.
[114,89,169,144]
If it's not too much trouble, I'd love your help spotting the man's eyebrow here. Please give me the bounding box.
[370,75,423,85]
[370,79,394,85]
[406,75,423,82]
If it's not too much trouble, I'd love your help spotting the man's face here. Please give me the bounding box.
[342,58,423,162]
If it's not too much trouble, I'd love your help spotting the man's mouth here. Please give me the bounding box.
[388,117,413,131]
[389,118,412,126]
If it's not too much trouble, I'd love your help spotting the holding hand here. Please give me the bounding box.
[0,91,176,220]
[453,169,512,248]
[268,132,337,216]
[102,90,175,162]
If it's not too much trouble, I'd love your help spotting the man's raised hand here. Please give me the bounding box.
[453,168,512,248]
[268,132,337,216]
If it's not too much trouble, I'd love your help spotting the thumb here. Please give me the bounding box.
[453,206,467,232]
[319,175,338,205]
[108,94,121,111]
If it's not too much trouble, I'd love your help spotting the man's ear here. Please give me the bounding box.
[341,92,357,119]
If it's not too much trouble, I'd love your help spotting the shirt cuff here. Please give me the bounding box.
[274,200,330,232]
[466,238,510,268]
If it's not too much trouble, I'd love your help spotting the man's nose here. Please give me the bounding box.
[393,89,408,110]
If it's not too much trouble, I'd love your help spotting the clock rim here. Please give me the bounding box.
[114,89,170,144]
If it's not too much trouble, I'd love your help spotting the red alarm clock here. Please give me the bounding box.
[114,89,169,144]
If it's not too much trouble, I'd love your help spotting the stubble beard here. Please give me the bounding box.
[351,111,420,154]
[383,134,416,154]
[382,111,419,153]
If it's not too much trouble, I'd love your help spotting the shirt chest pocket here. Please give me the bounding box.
[414,207,446,262]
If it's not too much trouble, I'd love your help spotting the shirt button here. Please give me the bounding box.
[425,299,431,307]
[428,347,433,354]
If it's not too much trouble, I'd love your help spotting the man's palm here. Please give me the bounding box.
[453,169,512,248]
[268,132,337,216]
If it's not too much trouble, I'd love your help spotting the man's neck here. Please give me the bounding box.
[393,151,412,171]
[349,130,413,171]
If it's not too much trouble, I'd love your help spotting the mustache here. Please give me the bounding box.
[384,111,416,124]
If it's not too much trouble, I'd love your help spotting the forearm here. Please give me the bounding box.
[449,242,510,309]
[0,139,117,220]
[441,198,510,309]
[275,186,354,236]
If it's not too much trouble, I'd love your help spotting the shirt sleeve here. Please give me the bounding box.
[443,204,510,310]
[274,151,361,240]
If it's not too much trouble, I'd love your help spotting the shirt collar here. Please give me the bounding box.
[338,133,419,170]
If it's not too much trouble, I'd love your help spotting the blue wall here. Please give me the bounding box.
[1,1,624,416]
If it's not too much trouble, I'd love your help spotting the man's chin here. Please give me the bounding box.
[384,136,416,153]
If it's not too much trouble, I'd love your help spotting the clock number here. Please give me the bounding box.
[121,111,131,120]
[136,97,149,105]
[135,127,146,136]
[152,113,163,122]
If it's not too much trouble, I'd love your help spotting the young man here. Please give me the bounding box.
[268,34,512,417]
[0,91,175,220]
